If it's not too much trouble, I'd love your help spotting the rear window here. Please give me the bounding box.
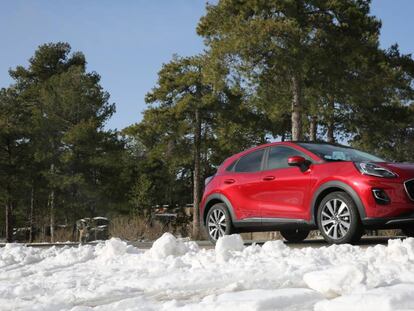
[234,149,265,172]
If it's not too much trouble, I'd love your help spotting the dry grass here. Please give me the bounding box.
[31,227,75,243]
[365,229,403,237]
[28,220,405,243]
[53,227,75,242]
[110,215,168,241]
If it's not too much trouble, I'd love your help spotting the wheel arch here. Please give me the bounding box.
[202,193,236,225]
[311,181,366,225]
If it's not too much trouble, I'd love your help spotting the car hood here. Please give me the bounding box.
[378,162,414,179]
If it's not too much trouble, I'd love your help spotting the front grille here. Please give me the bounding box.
[404,179,414,201]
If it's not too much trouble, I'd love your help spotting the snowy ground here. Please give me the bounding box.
[2,234,414,311]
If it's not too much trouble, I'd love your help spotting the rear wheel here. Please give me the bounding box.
[205,203,234,243]
[280,229,309,243]
[317,191,363,244]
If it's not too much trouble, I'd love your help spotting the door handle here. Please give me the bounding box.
[224,178,235,184]
[263,176,275,181]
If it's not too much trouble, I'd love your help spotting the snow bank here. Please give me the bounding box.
[315,283,414,311]
[1,234,414,311]
[215,234,244,262]
[304,264,365,297]
[149,232,188,259]
[178,288,323,311]
[96,238,128,260]
[261,239,287,255]
[0,243,42,267]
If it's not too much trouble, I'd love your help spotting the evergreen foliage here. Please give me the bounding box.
[2,1,414,240]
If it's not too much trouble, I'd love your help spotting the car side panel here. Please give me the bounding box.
[215,172,264,220]
[258,167,311,220]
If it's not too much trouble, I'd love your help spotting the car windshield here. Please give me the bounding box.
[297,143,385,162]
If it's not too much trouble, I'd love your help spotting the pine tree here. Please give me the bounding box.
[197,0,381,141]
[2,42,125,241]
[0,88,32,242]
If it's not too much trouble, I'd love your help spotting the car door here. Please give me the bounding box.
[221,148,265,220]
[258,146,312,220]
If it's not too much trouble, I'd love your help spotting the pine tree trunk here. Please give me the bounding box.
[327,101,335,143]
[5,141,13,243]
[291,75,303,141]
[29,183,35,243]
[5,198,13,243]
[327,125,334,143]
[49,163,55,243]
[192,107,201,239]
[49,189,55,243]
[309,116,317,141]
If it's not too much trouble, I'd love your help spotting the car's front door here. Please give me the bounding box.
[258,146,312,220]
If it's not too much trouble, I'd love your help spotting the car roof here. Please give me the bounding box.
[236,141,339,157]
[217,141,329,173]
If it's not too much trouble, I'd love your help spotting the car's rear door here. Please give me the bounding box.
[221,148,265,220]
[258,146,312,220]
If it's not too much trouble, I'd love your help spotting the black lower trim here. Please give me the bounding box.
[233,217,317,232]
[362,214,414,229]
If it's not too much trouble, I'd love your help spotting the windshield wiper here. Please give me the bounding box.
[324,158,345,162]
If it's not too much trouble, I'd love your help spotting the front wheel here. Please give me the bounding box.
[205,203,234,243]
[317,191,363,244]
[280,229,309,243]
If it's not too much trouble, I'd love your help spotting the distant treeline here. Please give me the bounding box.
[2,0,414,242]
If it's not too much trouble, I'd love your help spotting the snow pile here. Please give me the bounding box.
[1,235,414,311]
[304,264,365,297]
[315,284,414,311]
[0,243,42,266]
[261,239,288,255]
[180,288,323,311]
[387,238,414,261]
[96,238,127,261]
[149,232,188,259]
[215,234,244,262]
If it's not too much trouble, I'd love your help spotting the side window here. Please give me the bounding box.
[226,159,238,172]
[234,149,265,173]
[267,146,310,170]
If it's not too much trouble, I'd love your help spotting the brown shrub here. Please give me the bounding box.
[53,227,76,242]
[110,216,169,241]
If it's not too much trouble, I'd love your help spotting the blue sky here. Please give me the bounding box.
[1,1,413,130]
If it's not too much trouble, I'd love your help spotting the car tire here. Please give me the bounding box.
[205,203,234,244]
[280,229,310,243]
[317,191,363,244]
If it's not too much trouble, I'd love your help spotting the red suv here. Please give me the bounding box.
[201,142,414,244]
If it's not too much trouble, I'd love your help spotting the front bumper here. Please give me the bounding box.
[362,213,414,229]
[357,176,414,219]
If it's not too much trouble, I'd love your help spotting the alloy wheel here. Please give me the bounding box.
[207,209,227,241]
[321,198,351,240]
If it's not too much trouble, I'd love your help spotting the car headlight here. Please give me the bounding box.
[354,162,397,178]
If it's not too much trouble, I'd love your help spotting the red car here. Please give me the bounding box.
[201,142,414,244]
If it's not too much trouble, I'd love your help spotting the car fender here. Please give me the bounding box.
[310,180,367,224]
[202,193,237,224]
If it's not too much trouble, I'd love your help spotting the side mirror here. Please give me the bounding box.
[288,156,310,172]
[288,156,306,166]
